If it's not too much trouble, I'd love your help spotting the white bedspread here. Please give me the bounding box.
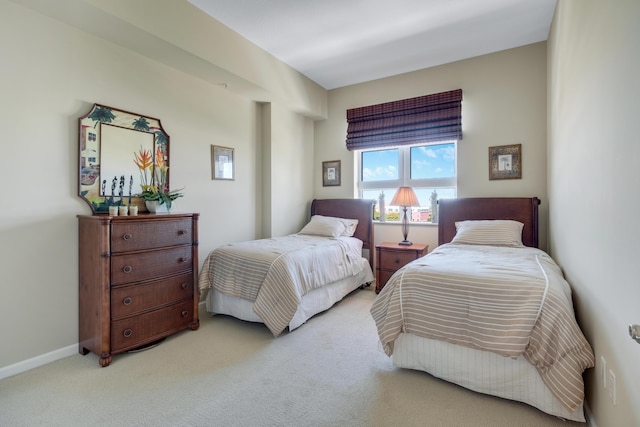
[199,234,367,336]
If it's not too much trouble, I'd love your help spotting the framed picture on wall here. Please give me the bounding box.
[211,145,234,180]
[322,160,341,186]
[489,144,522,180]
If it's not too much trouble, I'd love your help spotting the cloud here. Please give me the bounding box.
[363,165,397,180]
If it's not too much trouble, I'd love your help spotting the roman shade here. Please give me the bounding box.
[345,89,462,151]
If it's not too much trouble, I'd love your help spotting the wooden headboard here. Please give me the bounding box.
[438,197,541,248]
[310,198,376,267]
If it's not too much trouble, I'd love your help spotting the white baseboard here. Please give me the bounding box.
[1,303,208,381]
[0,344,77,381]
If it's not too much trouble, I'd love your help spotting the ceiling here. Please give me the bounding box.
[188,0,557,90]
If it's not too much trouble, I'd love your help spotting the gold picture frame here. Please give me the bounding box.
[489,144,522,180]
[211,145,234,180]
[322,160,341,187]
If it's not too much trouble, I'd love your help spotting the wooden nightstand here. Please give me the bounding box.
[375,242,428,294]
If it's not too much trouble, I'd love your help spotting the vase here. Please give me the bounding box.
[145,200,171,213]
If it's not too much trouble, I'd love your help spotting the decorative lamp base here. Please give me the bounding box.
[398,240,413,246]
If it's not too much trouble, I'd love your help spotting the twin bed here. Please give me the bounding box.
[198,197,594,422]
[198,198,376,336]
[371,197,595,422]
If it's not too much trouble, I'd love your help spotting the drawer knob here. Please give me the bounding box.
[123,329,133,338]
[394,259,400,264]
[123,233,132,240]
[178,257,188,264]
[123,297,132,305]
[123,265,133,273]
[181,310,189,318]
[181,283,188,290]
[178,230,186,236]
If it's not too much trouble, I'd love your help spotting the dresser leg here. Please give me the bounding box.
[99,354,112,367]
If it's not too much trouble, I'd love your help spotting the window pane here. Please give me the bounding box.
[363,187,456,222]
[411,187,456,223]
[361,149,398,182]
[362,188,396,220]
[410,143,455,179]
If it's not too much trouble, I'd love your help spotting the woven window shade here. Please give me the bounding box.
[345,89,462,151]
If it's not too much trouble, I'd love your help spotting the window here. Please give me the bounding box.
[345,89,462,222]
[358,141,457,223]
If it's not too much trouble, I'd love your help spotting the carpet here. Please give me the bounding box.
[0,287,585,426]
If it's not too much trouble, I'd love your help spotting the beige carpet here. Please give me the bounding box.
[0,287,586,426]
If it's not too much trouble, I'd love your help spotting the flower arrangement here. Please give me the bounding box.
[134,146,183,209]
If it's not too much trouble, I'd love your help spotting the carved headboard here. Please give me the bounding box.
[438,197,541,248]
[310,198,375,267]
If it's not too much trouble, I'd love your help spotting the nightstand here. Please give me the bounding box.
[375,242,428,294]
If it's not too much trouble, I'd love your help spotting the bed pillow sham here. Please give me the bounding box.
[298,215,359,238]
[451,220,525,247]
[339,218,359,237]
[299,215,346,238]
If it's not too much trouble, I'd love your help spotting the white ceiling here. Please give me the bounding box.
[188,0,557,90]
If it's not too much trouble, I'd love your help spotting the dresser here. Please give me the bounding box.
[78,213,199,366]
[375,242,428,294]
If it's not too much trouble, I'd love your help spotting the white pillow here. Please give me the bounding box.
[338,218,359,237]
[299,215,346,238]
[451,220,525,247]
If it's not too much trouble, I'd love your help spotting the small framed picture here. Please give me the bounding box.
[211,145,234,180]
[322,160,341,187]
[489,144,522,180]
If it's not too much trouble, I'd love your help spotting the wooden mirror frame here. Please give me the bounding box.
[78,104,170,214]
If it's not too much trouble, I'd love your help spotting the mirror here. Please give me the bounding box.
[78,104,170,213]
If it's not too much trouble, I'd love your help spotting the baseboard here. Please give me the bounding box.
[0,344,77,381]
[2,303,208,381]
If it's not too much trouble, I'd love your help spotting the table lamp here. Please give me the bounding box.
[390,186,420,246]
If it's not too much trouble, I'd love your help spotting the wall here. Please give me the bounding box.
[267,103,315,237]
[0,0,320,372]
[548,1,640,425]
[314,43,549,252]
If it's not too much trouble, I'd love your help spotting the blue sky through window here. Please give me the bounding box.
[411,143,455,179]
[361,149,399,181]
[362,143,455,182]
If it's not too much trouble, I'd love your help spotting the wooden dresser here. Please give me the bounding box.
[78,213,199,366]
[375,242,428,294]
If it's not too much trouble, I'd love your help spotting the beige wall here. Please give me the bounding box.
[0,0,320,370]
[5,3,635,425]
[267,103,315,237]
[548,1,640,425]
[315,43,549,252]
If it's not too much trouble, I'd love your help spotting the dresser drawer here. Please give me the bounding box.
[111,300,194,352]
[111,272,194,319]
[111,246,193,285]
[111,218,193,252]
[379,250,419,270]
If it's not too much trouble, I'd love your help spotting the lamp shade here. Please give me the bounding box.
[390,187,420,207]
